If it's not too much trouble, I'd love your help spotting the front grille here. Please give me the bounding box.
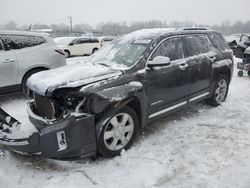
[34,94,56,119]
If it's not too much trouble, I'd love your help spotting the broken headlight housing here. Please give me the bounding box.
[53,89,89,115]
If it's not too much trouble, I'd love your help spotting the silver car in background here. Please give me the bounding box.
[0,30,66,94]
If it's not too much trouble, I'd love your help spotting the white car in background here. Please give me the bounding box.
[98,36,116,46]
[0,30,66,94]
[54,37,101,58]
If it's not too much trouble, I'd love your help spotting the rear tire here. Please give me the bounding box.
[206,75,229,106]
[97,106,138,158]
[238,71,243,77]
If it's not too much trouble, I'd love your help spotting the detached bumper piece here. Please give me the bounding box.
[0,108,97,160]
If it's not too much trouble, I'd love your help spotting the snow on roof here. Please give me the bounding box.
[118,28,176,43]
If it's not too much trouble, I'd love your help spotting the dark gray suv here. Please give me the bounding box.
[0,28,233,159]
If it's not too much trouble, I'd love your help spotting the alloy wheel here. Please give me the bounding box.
[103,113,134,151]
[215,79,228,104]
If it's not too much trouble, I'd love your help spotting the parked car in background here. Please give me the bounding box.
[98,36,116,46]
[237,46,250,77]
[54,37,101,58]
[234,34,250,58]
[0,28,233,160]
[225,34,241,51]
[0,30,66,94]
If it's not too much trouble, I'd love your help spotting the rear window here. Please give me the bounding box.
[1,35,47,50]
[209,33,230,51]
[183,35,212,57]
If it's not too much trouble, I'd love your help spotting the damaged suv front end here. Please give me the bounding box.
[0,33,150,159]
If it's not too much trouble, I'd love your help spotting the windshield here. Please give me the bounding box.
[54,37,76,45]
[89,39,148,68]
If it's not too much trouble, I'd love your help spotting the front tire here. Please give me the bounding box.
[65,50,70,58]
[97,106,138,157]
[92,48,98,54]
[206,75,229,106]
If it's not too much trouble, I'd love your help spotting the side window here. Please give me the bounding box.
[79,39,89,44]
[151,37,184,61]
[1,35,46,50]
[70,39,79,45]
[91,38,99,43]
[209,33,230,51]
[183,35,212,57]
[0,39,4,51]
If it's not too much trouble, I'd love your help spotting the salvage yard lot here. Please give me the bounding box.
[0,57,250,188]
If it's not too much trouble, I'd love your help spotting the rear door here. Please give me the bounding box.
[182,34,213,97]
[145,37,189,116]
[83,38,93,54]
[0,37,18,88]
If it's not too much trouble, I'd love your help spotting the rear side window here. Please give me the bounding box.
[151,37,184,61]
[90,38,99,43]
[209,33,230,51]
[183,35,212,57]
[1,35,46,50]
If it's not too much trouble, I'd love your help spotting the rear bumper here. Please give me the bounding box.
[0,106,97,160]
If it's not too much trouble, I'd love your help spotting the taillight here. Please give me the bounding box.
[55,49,65,56]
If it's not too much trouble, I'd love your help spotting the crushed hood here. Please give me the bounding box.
[27,63,122,96]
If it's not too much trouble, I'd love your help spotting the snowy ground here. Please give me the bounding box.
[0,57,250,188]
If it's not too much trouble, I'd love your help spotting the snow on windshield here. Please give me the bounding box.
[89,42,147,68]
[88,28,176,68]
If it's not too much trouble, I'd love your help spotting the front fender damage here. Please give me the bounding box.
[82,81,144,114]
[0,82,144,159]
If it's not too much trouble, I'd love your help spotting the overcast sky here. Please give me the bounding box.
[0,0,249,26]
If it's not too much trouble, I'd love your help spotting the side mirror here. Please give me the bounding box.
[147,56,171,68]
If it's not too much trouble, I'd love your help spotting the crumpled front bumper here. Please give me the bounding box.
[0,106,97,160]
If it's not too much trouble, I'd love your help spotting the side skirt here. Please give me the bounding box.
[148,92,210,120]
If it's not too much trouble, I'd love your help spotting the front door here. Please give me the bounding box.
[0,39,18,88]
[145,37,189,116]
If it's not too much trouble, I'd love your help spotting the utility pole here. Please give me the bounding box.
[68,16,73,35]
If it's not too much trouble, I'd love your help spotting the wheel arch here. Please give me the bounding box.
[22,66,49,85]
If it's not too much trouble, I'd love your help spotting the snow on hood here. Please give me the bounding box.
[27,63,122,96]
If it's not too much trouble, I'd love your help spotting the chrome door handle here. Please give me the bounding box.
[179,63,189,70]
[2,59,15,63]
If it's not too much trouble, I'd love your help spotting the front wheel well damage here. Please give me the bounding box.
[126,98,142,128]
[218,68,231,81]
